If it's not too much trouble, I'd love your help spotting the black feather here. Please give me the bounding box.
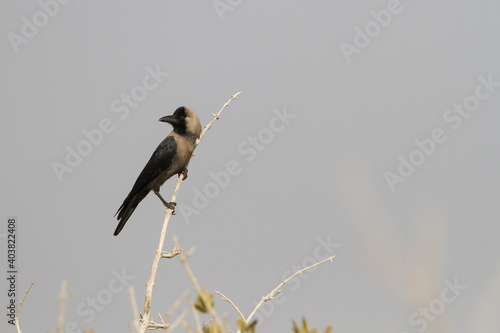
[113,136,177,236]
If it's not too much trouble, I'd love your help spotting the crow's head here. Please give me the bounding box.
[159,106,202,138]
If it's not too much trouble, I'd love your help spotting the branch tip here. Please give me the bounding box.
[239,255,336,331]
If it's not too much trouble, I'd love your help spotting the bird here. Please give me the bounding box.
[113,106,202,236]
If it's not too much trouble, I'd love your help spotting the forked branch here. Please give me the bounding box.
[235,255,335,332]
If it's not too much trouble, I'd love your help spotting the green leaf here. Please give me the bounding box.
[237,318,257,332]
[302,317,309,331]
[194,290,215,313]
[203,324,222,333]
[292,317,332,333]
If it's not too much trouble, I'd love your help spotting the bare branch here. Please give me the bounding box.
[15,281,34,333]
[128,286,140,333]
[57,279,71,333]
[215,290,244,320]
[189,297,202,332]
[172,238,201,292]
[200,319,213,332]
[184,246,196,261]
[195,92,242,147]
[173,235,225,330]
[140,205,175,332]
[161,247,183,259]
[165,308,188,332]
[241,256,335,330]
[182,320,195,333]
[165,289,190,322]
[145,321,169,330]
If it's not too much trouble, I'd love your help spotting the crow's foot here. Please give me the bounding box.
[166,201,177,214]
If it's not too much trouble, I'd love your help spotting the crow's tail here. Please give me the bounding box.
[114,190,148,236]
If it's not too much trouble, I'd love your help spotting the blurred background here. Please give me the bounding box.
[1,1,500,332]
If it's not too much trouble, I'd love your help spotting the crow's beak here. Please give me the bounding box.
[159,115,180,125]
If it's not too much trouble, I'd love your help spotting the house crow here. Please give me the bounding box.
[114,106,202,236]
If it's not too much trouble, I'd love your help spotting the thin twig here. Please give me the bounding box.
[190,298,202,332]
[146,321,169,330]
[165,289,190,322]
[140,204,175,332]
[215,291,245,320]
[184,246,196,261]
[200,319,213,332]
[195,92,242,148]
[15,282,34,333]
[140,92,241,332]
[172,237,201,291]
[173,235,225,330]
[182,320,195,333]
[128,286,140,333]
[57,279,71,333]
[239,256,335,331]
[161,247,183,259]
[165,308,189,332]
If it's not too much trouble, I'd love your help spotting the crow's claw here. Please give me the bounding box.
[166,202,177,214]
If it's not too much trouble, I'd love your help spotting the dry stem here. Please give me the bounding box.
[140,204,176,332]
[15,281,34,333]
[200,319,213,332]
[128,286,140,333]
[238,255,335,332]
[57,280,72,333]
[165,308,189,332]
[195,92,242,148]
[173,236,225,330]
[161,247,183,259]
[215,290,244,320]
[165,289,190,322]
[190,298,202,332]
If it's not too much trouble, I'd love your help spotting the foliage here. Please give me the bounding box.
[203,324,221,333]
[292,317,332,333]
[237,318,257,333]
[194,290,215,313]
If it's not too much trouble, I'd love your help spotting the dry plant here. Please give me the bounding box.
[128,286,140,333]
[131,91,336,332]
[146,235,333,332]
[234,256,335,331]
[15,281,34,333]
[168,236,334,333]
[56,279,73,333]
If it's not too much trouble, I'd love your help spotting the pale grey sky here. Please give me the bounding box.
[1,1,500,332]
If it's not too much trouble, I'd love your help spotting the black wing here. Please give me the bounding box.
[128,135,177,195]
[114,135,177,235]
